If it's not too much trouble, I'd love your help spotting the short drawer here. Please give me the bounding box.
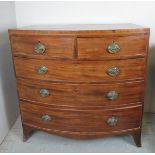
[10,35,74,59]
[17,78,144,108]
[14,57,145,82]
[77,35,148,59]
[20,102,142,133]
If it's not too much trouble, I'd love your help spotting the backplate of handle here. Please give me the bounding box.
[34,42,45,54]
[107,66,120,77]
[41,115,52,122]
[37,65,48,74]
[40,89,50,97]
[107,42,120,54]
[107,91,119,100]
[106,116,118,126]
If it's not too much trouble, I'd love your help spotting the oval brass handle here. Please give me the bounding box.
[107,91,119,100]
[107,67,120,77]
[107,42,120,54]
[106,116,118,126]
[41,115,52,122]
[37,65,48,74]
[34,42,45,54]
[40,89,49,97]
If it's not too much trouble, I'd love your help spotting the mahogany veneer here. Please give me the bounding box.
[9,24,150,147]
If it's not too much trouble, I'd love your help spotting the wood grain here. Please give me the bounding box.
[22,123,141,140]
[10,35,74,59]
[14,57,145,82]
[8,24,150,36]
[77,35,148,60]
[17,78,144,108]
[8,24,149,146]
[20,102,142,133]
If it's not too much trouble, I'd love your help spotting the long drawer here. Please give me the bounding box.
[10,35,74,59]
[17,78,144,108]
[14,57,145,82]
[77,35,148,59]
[21,102,142,133]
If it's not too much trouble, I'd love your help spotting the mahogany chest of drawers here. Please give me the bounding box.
[9,24,150,147]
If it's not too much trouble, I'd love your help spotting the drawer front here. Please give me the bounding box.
[77,35,148,59]
[10,36,74,58]
[17,78,144,108]
[21,102,142,133]
[14,57,145,82]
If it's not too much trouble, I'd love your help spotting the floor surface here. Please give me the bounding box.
[0,113,155,153]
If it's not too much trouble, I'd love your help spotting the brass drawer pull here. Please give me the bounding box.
[37,65,48,74]
[34,42,45,54]
[107,42,120,54]
[41,115,52,122]
[106,116,118,126]
[40,89,49,97]
[107,91,119,100]
[107,66,120,77]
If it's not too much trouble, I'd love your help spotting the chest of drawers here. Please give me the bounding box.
[9,24,150,147]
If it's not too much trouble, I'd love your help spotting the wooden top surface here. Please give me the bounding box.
[9,23,150,36]
[14,23,146,30]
